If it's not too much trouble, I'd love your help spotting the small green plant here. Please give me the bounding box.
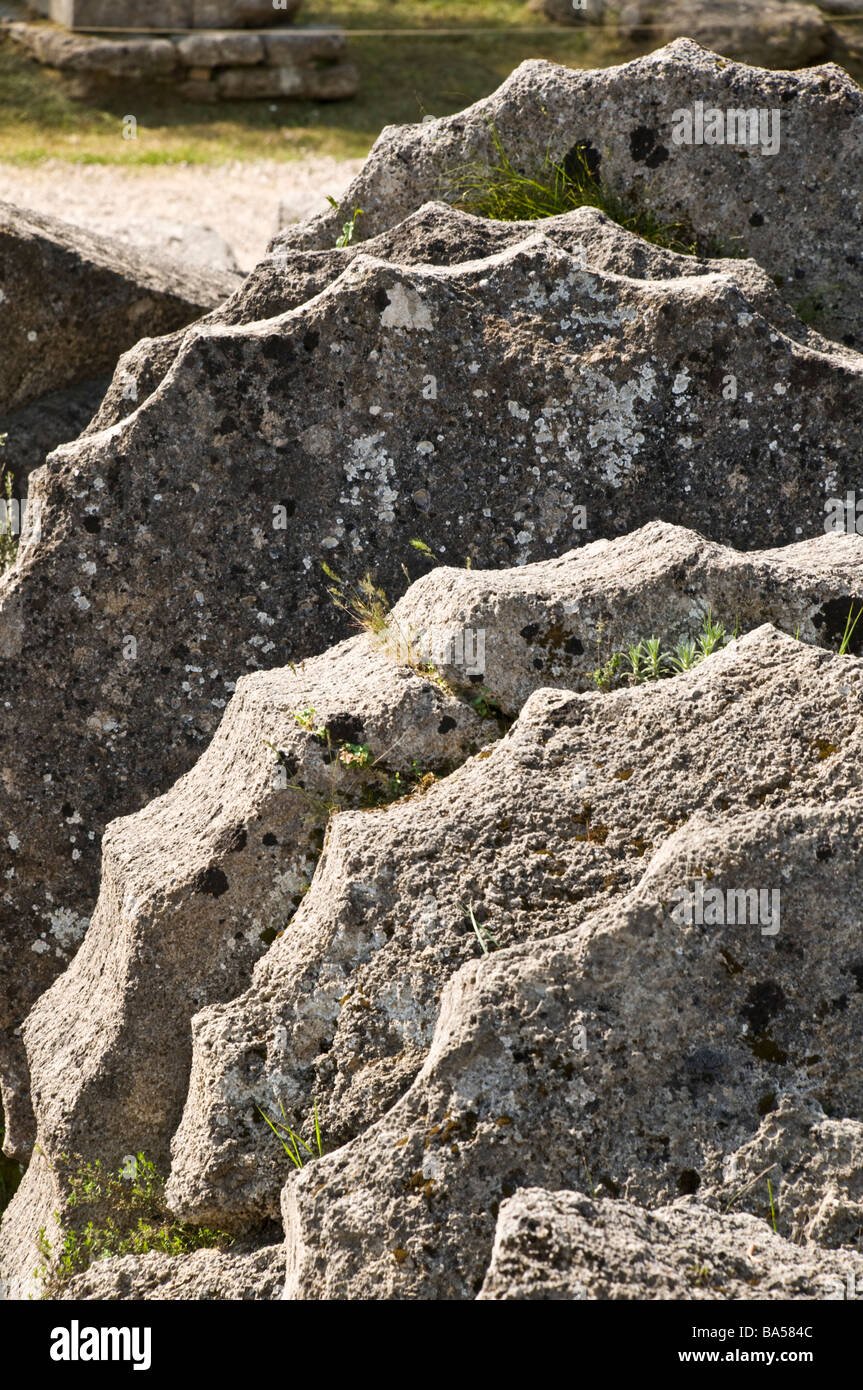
[259,1099,323,1171]
[463,900,500,955]
[669,639,699,673]
[320,558,466,699]
[36,1153,231,1292]
[591,612,731,693]
[838,603,863,656]
[370,759,439,807]
[327,196,364,248]
[290,709,370,768]
[767,1178,778,1235]
[293,706,327,738]
[642,636,667,682]
[625,641,646,684]
[697,610,727,660]
[450,126,717,257]
[470,686,508,724]
[267,717,439,822]
[338,742,372,768]
[592,648,621,693]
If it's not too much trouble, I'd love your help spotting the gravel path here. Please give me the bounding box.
[0,156,364,271]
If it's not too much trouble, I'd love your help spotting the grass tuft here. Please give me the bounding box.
[448,127,742,258]
[258,1099,324,1171]
[838,602,863,656]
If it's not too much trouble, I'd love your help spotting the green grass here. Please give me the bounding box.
[258,1099,324,1170]
[838,603,863,655]
[450,127,749,256]
[463,901,501,955]
[2,4,862,167]
[0,19,635,165]
[37,1153,231,1292]
[304,1,534,26]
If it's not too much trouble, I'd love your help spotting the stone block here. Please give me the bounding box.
[193,0,302,25]
[262,29,347,64]
[177,78,220,102]
[10,25,178,75]
[216,60,357,100]
[48,0,302,27]
[50,0,194,27]
[176,32,265,66]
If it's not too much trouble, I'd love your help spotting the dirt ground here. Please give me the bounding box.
[0,156,364,270]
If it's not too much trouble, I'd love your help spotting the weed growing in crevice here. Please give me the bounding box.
[259,1099,324,1171]
[470,685,512,734]
[838,603,863,656]
[448,126,744,259]
[35,1153,231,1294]
[320,556,514,741]
[463,900,500,956]
[321,560,453,693]
[592,612,733,692]
[264,708,442,829]
[326,196,364,247]
[766,1177,779,1235]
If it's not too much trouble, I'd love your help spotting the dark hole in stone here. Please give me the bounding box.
[563,140,600,180]
[678,1168,701,1195]
[276,752,298,778]
[741,980,786,1033]
[327,713,365,743]
[629,125,657,162]
[813,595,863,654]
[192,865,229,897]
[645,145,669,169]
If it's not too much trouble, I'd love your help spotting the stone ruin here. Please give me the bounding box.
[1,38,863,1304]
[34,2,299,25]
[10,0,358,102]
